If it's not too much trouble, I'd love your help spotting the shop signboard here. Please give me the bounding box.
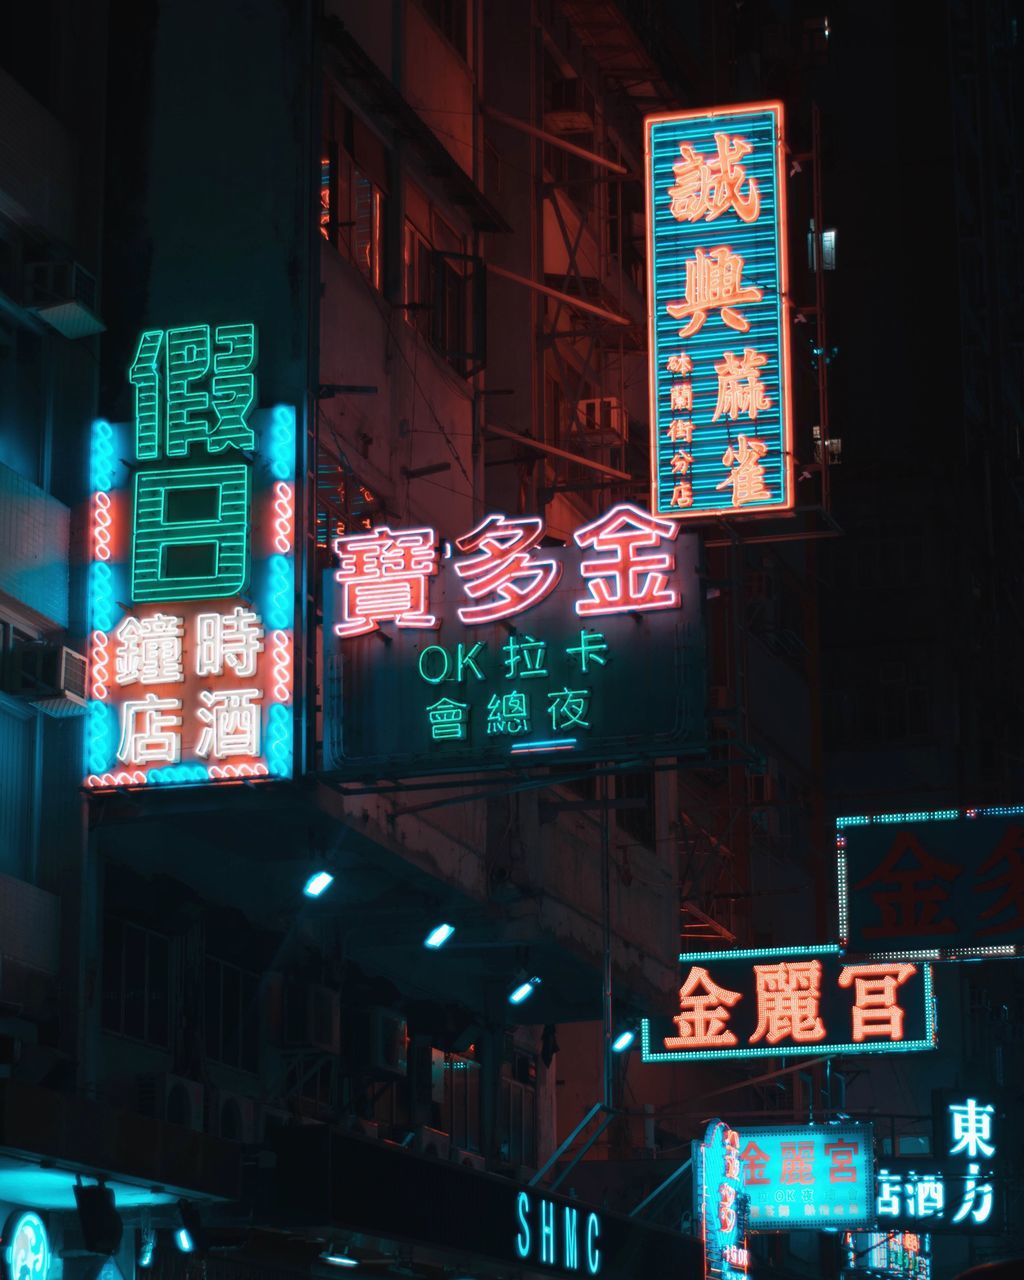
[642,945,936,1063]
[873,1097,1004,1233]
[844,1231,931,1278]
[838,808,1024,959]
[695,1120,750,1280]
[323,504,705,775]
[695,1123,874,1230]
[2,1212,50,1280]
[645,102,793,521]
[84,323,296,789]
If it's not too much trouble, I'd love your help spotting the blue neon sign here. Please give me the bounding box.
[645,103,793,520]
[515,1191,601,1275]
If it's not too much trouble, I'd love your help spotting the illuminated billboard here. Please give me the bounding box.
[322,504,705,775]
[641,945,936,1063]
[695,1121,750,1280]
[838,807,1024,959]
[645,102,793,521]
[85,323,296,788]
[873,1096,1004,1233]
[845,1231,931,1278]
[696,1123,874,1230]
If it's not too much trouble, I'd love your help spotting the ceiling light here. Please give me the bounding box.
[424,923,455,949]
[303,870,334,898]
[509,976,541,1005]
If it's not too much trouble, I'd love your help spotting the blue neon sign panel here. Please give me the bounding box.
[645,103,793,520]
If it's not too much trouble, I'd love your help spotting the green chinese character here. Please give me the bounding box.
[131,464,250,603]
[548,687,590,731]
[426,697,468,741]
[503,634,548,679]
[486,691,530,736]
[567,630,608,673]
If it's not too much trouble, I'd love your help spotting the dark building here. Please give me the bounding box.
[0,3,1020,1280]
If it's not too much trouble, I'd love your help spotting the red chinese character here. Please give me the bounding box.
[740,1141,770,1186]
[719,1182,737,1232]
[749,960,827,1045]
[664,966,742,1049]
[454,515,561,624]
[780,1142,814,1185]
[724,1127,741,1181]
[855,831,961,938]
[666,246,763,339]
[573,503,680,617]
[838,962,917,1042]
[333,526,438,638]
[825,1139,859,1183]
[975,823,1024,937]
[668,133,761,224]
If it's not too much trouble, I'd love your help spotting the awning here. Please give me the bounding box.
[268,1126,705,1279]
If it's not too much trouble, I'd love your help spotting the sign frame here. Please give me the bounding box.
[837,806,1024,960]
[641,944,937,1063]
[645,100,794,522]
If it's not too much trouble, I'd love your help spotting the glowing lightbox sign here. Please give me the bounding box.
[838,807,1024,959]
[641,945,936,1063]
[85,323,296,789]
[873,1096,1004,1233]
[645,103,793,521]
[696,1121,749,1280]
[3,1212,50,1280]
[695,1123,874,1230]
[845,1231,931,1278]
[323,504,705,775]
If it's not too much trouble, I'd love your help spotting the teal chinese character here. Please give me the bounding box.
[427,697,469,741]
[548,687,591,731]
[503,634,548,679]
[567,630,609,673]
[487,691,530,735]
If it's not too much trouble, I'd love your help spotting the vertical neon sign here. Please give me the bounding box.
[85,323,295,788]
[645,103,793,520]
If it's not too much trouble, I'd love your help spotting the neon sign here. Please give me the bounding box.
[697,1121,749,1280]
[323,504,704,775]
[85,323,296,789]
[645,103,793,521]
[871,1096,1002,1231]
[699,1123,874,1230]
[3,1212,50,1280]
[641,945,936,1062]
[515,1191,601,1275]
[837,807,1024,959]
[845,1231,931,1278]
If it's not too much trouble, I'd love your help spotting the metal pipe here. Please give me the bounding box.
[484,106,629,174]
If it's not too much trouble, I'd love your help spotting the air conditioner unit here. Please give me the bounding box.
[455,1148,486,1172]
[285,983,340,1053]
[412,1125,450,1160]
[25,260,105,339]
[217,1090,257,1143]
[367,1008,408,1077]
[5,643,87,716]
[544,78,596,134]
[137,1073,205,1132]
[575,397,627,447]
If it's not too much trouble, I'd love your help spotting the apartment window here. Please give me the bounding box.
[204,955,260,1073]
[499,1050,537,1168]
[441,1050,482,1151]
[322,99,388,292]
[403,199,483,376]
[420,0,468,59]
[101,918,170,1047]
